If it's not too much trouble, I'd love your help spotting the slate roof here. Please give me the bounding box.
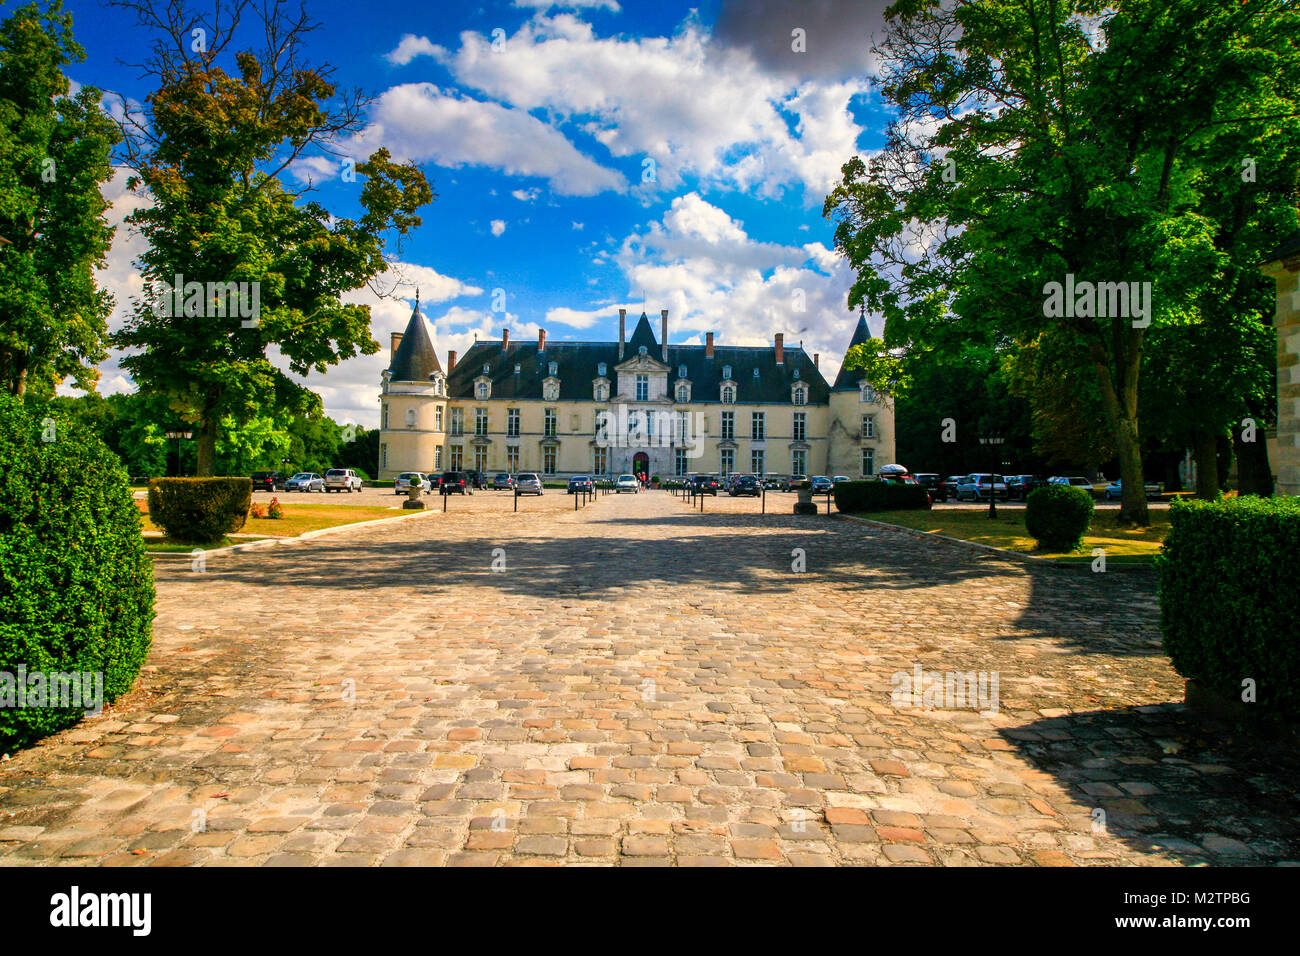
[387,301,443,383]
[446,313,832,405]
[832,313,873,390]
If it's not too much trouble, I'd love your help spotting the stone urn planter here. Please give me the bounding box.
[793,482,818,515]
[403,477,426,509]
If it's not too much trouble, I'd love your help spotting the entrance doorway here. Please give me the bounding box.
[633,451,649,482]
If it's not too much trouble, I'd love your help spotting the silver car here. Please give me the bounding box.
[286,472,324,492]
[394,472,431,495]
[515,472,543,496]
[491,472,514,490]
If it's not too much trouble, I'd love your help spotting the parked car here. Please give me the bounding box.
[285,472,324,492]
[1103,478,1164,501]
[955,473,1008,501]
[616,474,640,494]
[942,475,965,499]
[729,475,761,497]
[809,475,834,493]
[393,472,432,495]
[465,469,487,490]
[831,475,851,483]
[324,468,363,493]
[568,475,594,494]
[761,475,784,490]
[783,475,808,492]
[515,473,543,495]
[251,471,286,492]
[440,471,472,494]
[1048,476,1097,496]
[1006,475,1047,501]
[491,472,515,490]
[688,474,719,495]
[913,473,947,502]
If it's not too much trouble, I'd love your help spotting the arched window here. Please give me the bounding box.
[676,384,689,403]
[721,383,736,404]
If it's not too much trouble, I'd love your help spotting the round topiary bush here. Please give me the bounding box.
[0,397,155,751]
[1025,483,1095,552]
[147,477,252,543]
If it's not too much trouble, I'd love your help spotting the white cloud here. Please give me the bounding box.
[514,0,620,10]
[511,187,540,201]
[437,15,870,202]
[385,33,444,66]
[343,83,626,197]
[572,221,584,230]
[490,219,507,236]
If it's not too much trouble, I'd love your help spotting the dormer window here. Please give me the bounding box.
[543,379,559,401]
[792,384,808,406]
[482,363,491,375]
[598,362,607,376]
[721,383,736,404]
[594,382,609,402]
[861,383,877,403]
[793,368,800,380]
[722,365,732,380]
[753,367,760,379]
[638,346,647,356]
[476,382,490,400]
[549,361,558,376]
[678,364,687,378]
[676,382,690,403]
[514,363,521,375]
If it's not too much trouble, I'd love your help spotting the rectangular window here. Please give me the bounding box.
[380,443,387,469]
[793,389,806,406]
[793,412,806,442]
[593,447,607,475]
[545,408,557,437]
[474,446,488,473]
[543,446,557,475]
[450,407,464,436]
[720,448,735,477]
[507,408,520,437]
[450,445,463,470]
[434,446,442,471]
[751,411,765,440]
[381,403,389,429]
[863,415,875,439]
[675,447,688,476]
[721,411,734,440]
[435,406,443,431]
[475,407,489,436]
[507,445,519,472]
[636,374,649,401]
[862,448,875,476]
[792,449,806,476]
[677,412,689,444]
[751,449,764,475]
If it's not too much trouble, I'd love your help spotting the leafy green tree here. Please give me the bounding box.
[824,0,1300,524]
[110,0,433,475]
[0,0,119,396]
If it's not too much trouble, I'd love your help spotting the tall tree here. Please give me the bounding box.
[0,0,119,396]
[110,0,433,474]
[824,0,1300,524]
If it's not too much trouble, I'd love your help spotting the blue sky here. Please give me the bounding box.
[63,0,894,427]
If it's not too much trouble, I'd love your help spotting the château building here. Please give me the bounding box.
[377,300,895,482]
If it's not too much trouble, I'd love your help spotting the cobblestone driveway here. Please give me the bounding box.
[2,491,1297,866]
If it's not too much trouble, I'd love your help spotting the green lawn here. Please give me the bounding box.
[137,501,403,544]
[853,508,1169,561]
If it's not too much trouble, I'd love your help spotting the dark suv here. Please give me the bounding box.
[689,474,719,496]
[440,471,472,494]
[1007,475,1046,501]
[251,471,286,492]
[913,473,947,502]
[465,469,487,489]
[728,475,760,497]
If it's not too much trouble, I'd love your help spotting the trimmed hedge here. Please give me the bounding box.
[1024,484,1093,551]
[147,477,252,543]
[1158,497,1300,722]
[833,480,931,512]
[0,397,155,751]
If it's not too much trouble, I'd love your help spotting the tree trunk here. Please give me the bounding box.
[196,416,218,477]
[1192,429,1219,499]
[1233,426,1273,496]
[1090,338,1148,526]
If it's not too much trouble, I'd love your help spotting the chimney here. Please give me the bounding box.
[705,332,714,358]
[448,350,457,371]
[660,309,669,362]
[390,332,404,359]
[538,328,547,352]
[501,329,509,352]
[618,308,627,359]
[774,333,784,365]
[813,353,819,368]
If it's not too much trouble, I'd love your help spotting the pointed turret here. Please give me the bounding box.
[388,297,443,382]
[626,311,659,356]
[832,310,874,390]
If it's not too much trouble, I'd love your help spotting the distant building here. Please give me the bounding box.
[1261,232,1300,497]
[378,302,895,481]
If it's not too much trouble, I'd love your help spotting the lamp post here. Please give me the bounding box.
[978,433,1005,519]
[164,429,194,477]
